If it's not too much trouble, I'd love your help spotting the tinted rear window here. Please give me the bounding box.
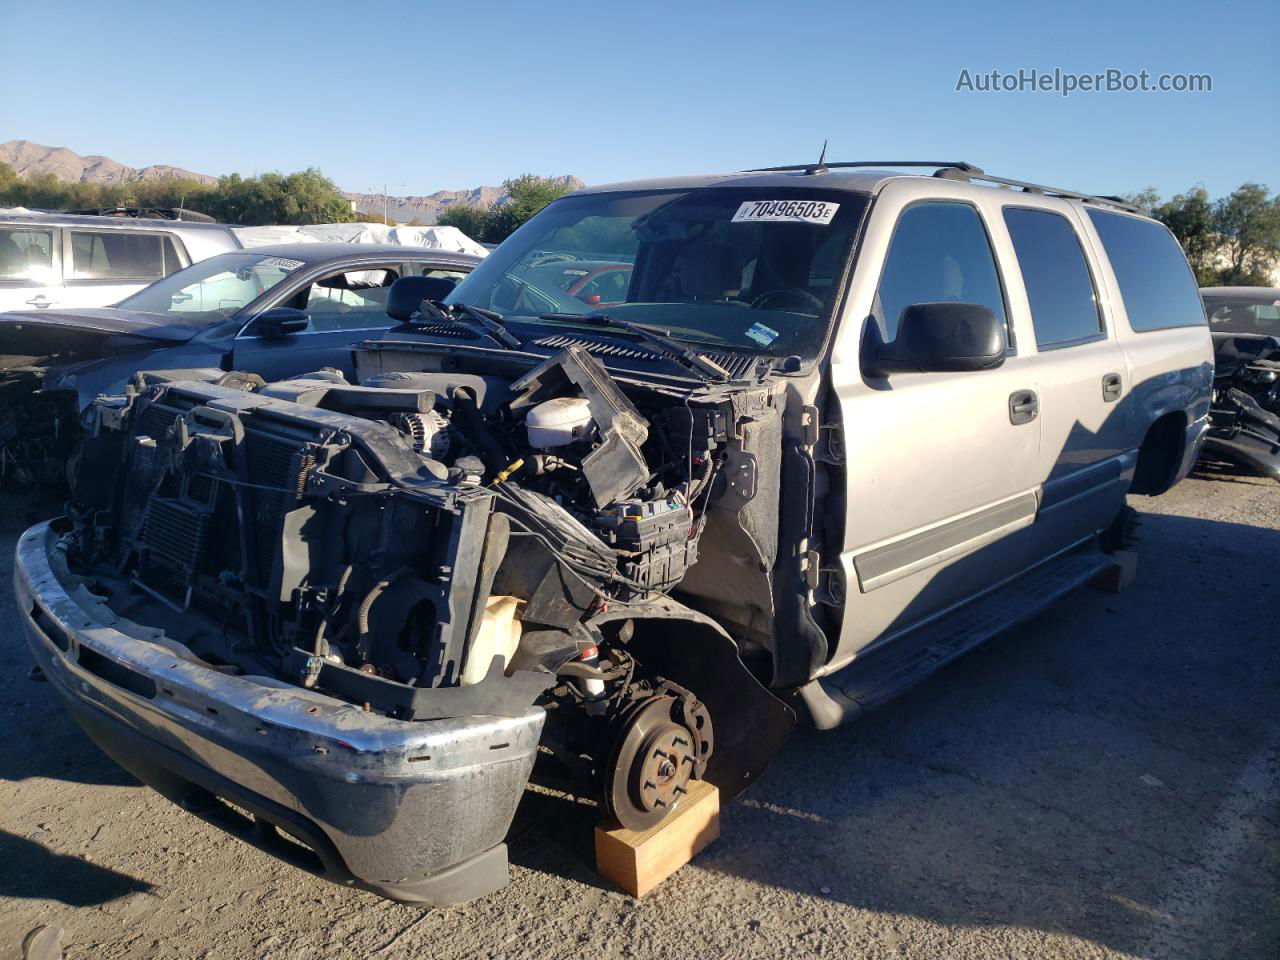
[68,230,184,281]
[1004,208,1103,348]
[1087,210,1205,332]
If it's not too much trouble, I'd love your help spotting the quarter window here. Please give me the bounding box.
[875,203,1008,341]
[68,231,185,281]
[1003,208,1103,348]
[0,227,56,282]
[1087,210,1205,332]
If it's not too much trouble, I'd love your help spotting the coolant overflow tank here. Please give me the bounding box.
[525,396,596,448]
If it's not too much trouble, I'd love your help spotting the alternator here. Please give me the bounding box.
[389,410,451,459]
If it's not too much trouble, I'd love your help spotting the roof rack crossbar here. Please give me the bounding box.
[742,160,1141,213]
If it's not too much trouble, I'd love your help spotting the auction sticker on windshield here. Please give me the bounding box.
[732,200,840,225]
[258,257,306,271]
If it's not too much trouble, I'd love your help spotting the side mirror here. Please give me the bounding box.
[866,302,1006,376]
[248,307,310,340]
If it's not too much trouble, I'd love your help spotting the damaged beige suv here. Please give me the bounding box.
[16,161,1212,904]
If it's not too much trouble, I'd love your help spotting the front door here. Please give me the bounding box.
[233,265,401,381]
[827,184,1043,668]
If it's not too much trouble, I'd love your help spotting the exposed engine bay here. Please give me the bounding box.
[1206,334,1280,481]
[59,344,795,829]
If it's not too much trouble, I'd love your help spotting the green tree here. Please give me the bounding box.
[1152,187,1218,284]
[1145,183,1280,286]
[203,169,354,226]
[484,174,573,242]
[1213,183,1280,285]
[0,161,18,194]
[436,202,493,239]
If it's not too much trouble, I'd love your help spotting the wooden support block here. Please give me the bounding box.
[1091,549,1138,593]
[594,780,719,898]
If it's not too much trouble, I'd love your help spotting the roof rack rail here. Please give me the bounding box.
[743,160,1141,213]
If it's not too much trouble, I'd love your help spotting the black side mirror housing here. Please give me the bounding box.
[249,307,310,340]
[865,302,1007,376]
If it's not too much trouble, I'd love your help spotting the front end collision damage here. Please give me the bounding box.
[22,343,797,901]
[1204,334,1280,480]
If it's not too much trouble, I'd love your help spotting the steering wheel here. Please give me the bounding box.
[750,288,825,313]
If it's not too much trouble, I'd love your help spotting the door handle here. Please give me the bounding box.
[24,295,54,309]
[1009,389,1039,425]
[1102,372,1122,403]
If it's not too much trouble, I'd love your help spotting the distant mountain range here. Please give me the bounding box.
[1,139,217,186]
[0,140,583,224]
[344,176,583,225]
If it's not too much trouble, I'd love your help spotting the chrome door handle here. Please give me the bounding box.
[1009,389,1039,425]
[24,295,54,309]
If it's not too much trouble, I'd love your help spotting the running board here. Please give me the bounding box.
[797,547,1115,729]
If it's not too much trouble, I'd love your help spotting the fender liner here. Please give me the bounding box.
[589,598,795,800]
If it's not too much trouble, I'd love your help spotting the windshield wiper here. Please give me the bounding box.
[538,313,729,382]
[415,300,522,349]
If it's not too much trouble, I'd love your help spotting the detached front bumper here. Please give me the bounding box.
[15,520,545,905]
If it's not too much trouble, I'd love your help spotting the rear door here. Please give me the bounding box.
[827,179,1043,666]
[999,203,1132,552]
[0,224,61,310]
[60,228,186,307]
[232,263,402,380]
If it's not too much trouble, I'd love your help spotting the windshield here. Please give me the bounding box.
[115,252,304,320]
[446,187,868,357]
[1204,294,1280,337]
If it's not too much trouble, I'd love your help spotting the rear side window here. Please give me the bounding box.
[875,202,1007,340]
[1003,208,1103,348]
[0,227,56,281]
[68,231,185,281]
[1087,210,1205,331]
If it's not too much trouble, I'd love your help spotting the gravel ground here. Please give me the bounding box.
[1,472,1277,960]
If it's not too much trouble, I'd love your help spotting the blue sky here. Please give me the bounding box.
[2,0,1276,200]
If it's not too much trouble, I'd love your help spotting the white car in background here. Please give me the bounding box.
[0,213,242,311]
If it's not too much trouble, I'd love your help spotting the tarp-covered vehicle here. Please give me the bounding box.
[17,162,1211,905]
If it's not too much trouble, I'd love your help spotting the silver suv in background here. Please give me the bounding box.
[16,161,1212,905]
[0,213,241,311]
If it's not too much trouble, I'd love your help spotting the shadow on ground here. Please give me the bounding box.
[1,490,1276,956]
[0,830,152,906]
[507,510,1280,958]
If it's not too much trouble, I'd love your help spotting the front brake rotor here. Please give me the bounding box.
[603,694,705,831]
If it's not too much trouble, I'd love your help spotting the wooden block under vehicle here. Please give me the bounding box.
[594,780,719,898]
[1091,550,1138,593]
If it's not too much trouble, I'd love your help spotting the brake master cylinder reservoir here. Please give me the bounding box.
[525,396,596,448]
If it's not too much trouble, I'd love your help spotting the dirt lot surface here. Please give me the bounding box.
[1,472,1277,960]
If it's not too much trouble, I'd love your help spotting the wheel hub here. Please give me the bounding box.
[603,694,706,831]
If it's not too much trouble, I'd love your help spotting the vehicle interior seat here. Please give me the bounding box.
[665,241,743,303]
[386,275,460,322]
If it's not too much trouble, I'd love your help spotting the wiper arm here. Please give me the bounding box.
[538,312,728,382]
[415,299,522,349]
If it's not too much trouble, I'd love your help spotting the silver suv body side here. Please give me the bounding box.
[822,175,1211,673]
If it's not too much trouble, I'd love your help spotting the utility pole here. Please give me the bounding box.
[383,183,388,226]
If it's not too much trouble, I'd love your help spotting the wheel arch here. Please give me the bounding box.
[1130,410,1189,496]
[588,599,795,800]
